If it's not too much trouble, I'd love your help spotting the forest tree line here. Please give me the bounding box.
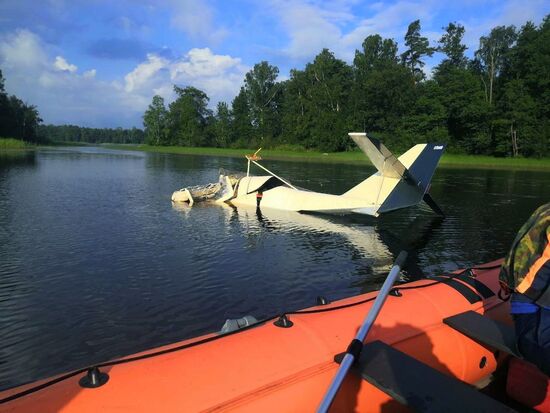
[38,124,145,144]
[0,70,43,143]
[143,17,550,157]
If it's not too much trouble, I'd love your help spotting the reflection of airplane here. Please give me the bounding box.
[172,201,443,285]
[172,201,394,275]
[172,133,445,217]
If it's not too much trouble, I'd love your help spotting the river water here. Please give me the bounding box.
[0,146,548,390]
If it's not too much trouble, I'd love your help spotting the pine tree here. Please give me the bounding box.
[438,22,468,68]
[401,20,435,81]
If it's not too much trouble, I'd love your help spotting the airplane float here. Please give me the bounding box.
[171,133,446,217]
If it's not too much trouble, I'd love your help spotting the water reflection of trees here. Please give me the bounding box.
[0,150,36,169]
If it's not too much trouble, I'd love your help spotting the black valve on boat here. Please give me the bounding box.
[389,288,402,297]
[316,296,330,305]
[274,314,294,328]
[79,366,109,388]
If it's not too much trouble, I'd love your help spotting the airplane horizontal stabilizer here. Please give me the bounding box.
[348,133,408,179]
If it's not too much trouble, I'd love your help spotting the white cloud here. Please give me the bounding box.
[0,29,48,70]
[170,48,244,79]
[0,30,247,127]
[123,47,248,108]
[54,55,77,72]
[124,54,168,92]
[169,48,248,104]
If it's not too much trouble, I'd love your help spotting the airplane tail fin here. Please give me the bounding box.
[345,133,445,215]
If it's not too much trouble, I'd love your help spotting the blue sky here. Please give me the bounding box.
[0,0,547,128]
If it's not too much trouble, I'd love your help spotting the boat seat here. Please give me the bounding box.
[443,311,521,357]
[336,340,516,412]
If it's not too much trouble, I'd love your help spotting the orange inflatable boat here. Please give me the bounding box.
[0,261,514,412]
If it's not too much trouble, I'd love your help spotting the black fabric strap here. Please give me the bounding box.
[428,276,482,304]
[454,274,495,299]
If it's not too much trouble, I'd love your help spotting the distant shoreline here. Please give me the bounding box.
[2,138,544,171]
[101,143,550,171]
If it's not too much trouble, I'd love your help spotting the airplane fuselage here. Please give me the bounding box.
[171,134,445,217]
[229,176,381,216]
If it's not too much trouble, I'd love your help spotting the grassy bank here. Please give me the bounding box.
[45,141,91,147]
[104,144,550,170]
[104,143,368,162]
[436,154,550,170]
[0,138,32,150]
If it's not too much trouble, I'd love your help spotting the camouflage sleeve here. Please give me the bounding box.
[499,203,550,291]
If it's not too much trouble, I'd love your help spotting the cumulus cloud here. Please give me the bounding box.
[54,55,77,72]
[0,29,48,70]
[123,47,247,107]
[171,48,244,79]
[124,54,169,93]
[0,29,247,127]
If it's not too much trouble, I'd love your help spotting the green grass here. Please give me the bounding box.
[437,154,550,169]
[0,138,32,150]
[44,141,91,147]
[104,143,367,161]
[105,143,550,170]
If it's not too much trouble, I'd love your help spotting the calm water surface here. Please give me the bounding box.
[0,147,549,390]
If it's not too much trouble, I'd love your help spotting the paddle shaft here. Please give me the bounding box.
[317,251,408,413]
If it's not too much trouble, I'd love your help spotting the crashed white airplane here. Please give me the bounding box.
[171,133,446,217]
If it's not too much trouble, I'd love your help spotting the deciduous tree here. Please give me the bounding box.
[244,62,282,144]
[168,86,212,146]
[474,25,517,105]
[143,95,168,145]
